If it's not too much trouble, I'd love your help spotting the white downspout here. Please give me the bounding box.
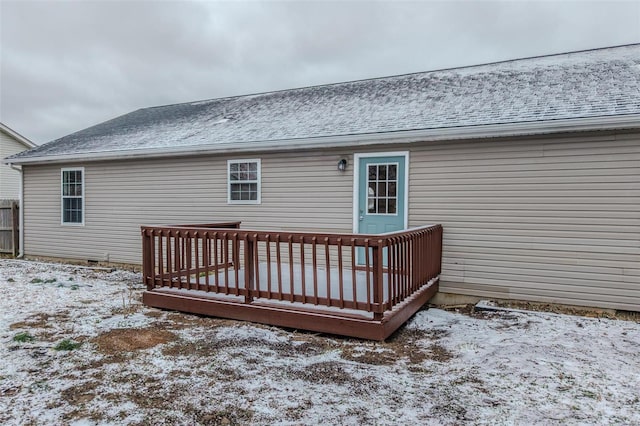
[9,163,24,258]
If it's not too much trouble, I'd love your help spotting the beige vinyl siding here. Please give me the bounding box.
[23,150,355,264]
[22,130,640,311]
[408,131,640,312]
[0,131,29,199]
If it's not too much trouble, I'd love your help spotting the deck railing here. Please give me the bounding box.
[141,222,442,319]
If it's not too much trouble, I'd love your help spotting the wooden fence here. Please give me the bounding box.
[0,200,19,256]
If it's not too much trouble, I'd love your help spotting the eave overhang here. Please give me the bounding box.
[4,114,640,166]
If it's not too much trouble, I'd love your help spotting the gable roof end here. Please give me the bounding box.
[1,122,37,150]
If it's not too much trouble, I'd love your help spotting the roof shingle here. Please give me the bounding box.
[8,44,640,162]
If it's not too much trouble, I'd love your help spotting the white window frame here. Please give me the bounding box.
[227,159,261,204]
[60,167,85,226]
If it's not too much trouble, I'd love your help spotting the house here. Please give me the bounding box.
[4,44,640,317]
[0,122,36,200]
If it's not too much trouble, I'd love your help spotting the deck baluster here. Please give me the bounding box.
[265,235,272,298]
[253,233,260,300]
[299,236,306,304]
[364,239,371,311]
[337,238,344,309]
[312,237,318,305]
[276,234,283,300]
[244,234,254,303]
[203,232,210,291]
[324,237,331,307]
[213,232,220,292]
[350,239,357,307]
[372,241,384,320]
[156,232,163,287]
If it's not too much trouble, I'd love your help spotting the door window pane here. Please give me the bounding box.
[366,162,398,215]
[388,164,397,180]
[388,198,397,214]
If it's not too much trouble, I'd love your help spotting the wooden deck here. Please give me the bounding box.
[141,222,443,340]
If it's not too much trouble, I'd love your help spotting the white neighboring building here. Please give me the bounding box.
[0,123,36,199]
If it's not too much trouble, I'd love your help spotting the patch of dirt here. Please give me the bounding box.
[350,375,380,396]
[334,327,455,365]
[60,380,98,405]
[161,337,223,357]
[288,339,338,356]
[93,328,177,354]
[61,408,103,424]
[161,330,339,361]
[289,361,354,385]
[494,318,536,330]
[78,352,132,371]
[616,310,640,323]
[341,344,399,365]
[266,335,339,358]
[342,406,378,424]
[110,304,142,317]
[284,399,313,421]
[428,343,454,362]
[351,327,454,365]
[0,386,21,397]
[146,311,244,332]
[430,398,469,422]
[475,300,640,323]
[433,303,495,320]
[121,377,174,410]
[214,367,242,381]
[391,327,451,342]
[9,320,43,330]
[165,312,239,328]
[495,300,611,317]
[10,311,70,330]
[185,407,255,426]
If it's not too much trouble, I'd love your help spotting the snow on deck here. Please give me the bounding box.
[154,261,402,318]
[209,261,386,299]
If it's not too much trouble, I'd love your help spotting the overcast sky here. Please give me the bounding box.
[1,0,639,144]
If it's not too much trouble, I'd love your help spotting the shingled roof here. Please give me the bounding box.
[6,44,640,164]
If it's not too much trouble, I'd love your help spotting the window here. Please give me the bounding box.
[367,163,397,215]
[228,159,261,204]
[61,168,84,225]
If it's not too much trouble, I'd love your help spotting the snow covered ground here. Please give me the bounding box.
[1,259,638,425]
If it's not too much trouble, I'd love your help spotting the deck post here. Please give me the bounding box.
[141,228,153,290]
[232,222,241,268]
[244,235,255,304]
[437,226,443,276]
[372,241,385,320]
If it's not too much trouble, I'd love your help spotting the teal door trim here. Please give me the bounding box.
[352,151,409,234]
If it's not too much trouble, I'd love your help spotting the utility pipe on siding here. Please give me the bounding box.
[8,163,24,258]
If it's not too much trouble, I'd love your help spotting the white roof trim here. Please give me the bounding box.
[0,122,37,149]
[4,114,640,165]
